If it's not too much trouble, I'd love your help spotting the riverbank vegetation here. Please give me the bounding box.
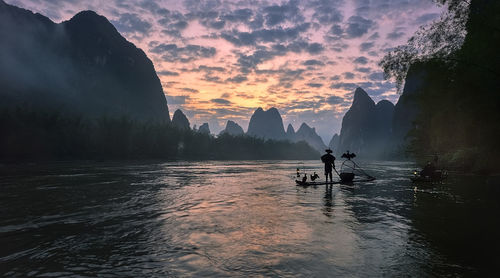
[0,108,319,161]
[381,0,500,173]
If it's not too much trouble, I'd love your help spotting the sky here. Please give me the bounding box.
[6,0,444,142]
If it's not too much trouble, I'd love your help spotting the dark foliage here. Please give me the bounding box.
[0,108,319,161]
[396,0,500,172]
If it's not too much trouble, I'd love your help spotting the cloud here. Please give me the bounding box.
[306,82,323,88]
[187,65,226,73]
[263,1,303,27]
[345,15,374,38]
[237,49,281,73]
[211,98,232,105]
[359,81,396,96]
[182,0,222,12]
[386,27,406,39]
[222,8,253,23]
[221,23,310,46]
[353,0,437,19]
[368,32,380,40]
[111,13,152,35]
[368,72,385,81]
[303,59,325,66]
[225,74,248,83]
[328,24,343,36]
[201,74,223,83]
[330,82,358,91]
[150,44,216,63]
[236,41,324,73]
[158,70,179,76]
[138,0,169,15]
[343,72,355,79]
[310,0,343,24]
[305,43,324,54]
[181,87,199,93]
[277,68,305,87]
[325,95,345,105]
[353,56,368,64]
[355,67,371,73]
[155,8,189,38]
[159,20,189,37]
[248,13,264,29]
[359,42,374,52]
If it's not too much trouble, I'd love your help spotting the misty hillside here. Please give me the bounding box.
[0,0,170,122]
[335,88,394,158]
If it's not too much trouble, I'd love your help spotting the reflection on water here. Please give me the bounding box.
[0,160,499,277]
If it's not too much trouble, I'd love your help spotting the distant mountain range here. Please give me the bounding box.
[166,106,328,153]
[0,0,170,122]
[218,108,326,152]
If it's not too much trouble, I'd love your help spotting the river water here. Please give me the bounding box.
[1,160,499,277]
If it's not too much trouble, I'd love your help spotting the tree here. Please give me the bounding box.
[380,0,470,93]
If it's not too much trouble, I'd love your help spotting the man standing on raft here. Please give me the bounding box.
[321,149,336,183]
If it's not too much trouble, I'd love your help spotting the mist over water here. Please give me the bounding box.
[1,161,499,277]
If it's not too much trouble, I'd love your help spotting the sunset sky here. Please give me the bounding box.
[6,0,444,141]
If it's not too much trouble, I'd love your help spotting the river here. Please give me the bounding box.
[0,160,499,277]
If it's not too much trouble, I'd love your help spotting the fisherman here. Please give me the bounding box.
[341,150,356,160]
[420,161,436,177]
[296,168,301,178]
[321,149,336,183]
[302,173,308,184]
[310,172,320,181]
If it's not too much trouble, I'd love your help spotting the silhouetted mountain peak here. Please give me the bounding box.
[68,10,115,29]
[65,10,123,42]
[293,122,327,152]
[0,2,170,122]
[354,87,368,97]
[336,87,394,158]
[198,123,210,134]
[352,87,375,108]
[220,120,244,136]
[172,109,190,130]
[297,123,312,133]
[267,107,280,115]
[286,124,295,135]
[247,107,286,140]
[72,10,101,20]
